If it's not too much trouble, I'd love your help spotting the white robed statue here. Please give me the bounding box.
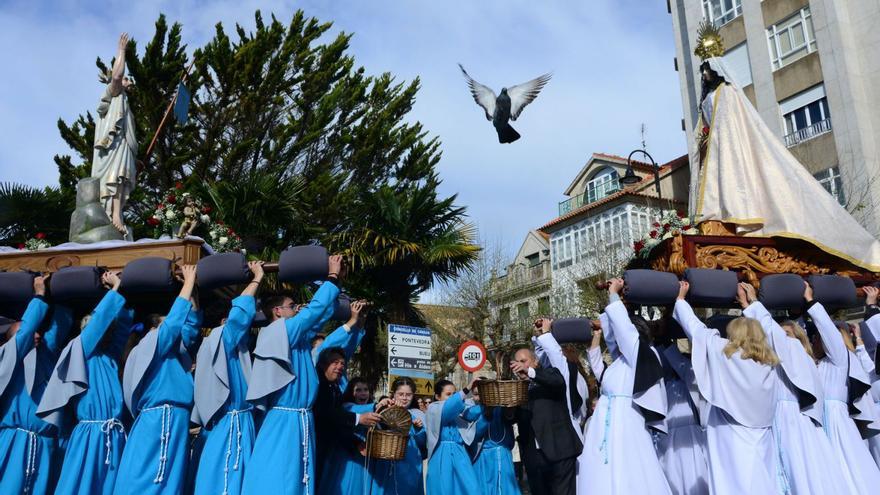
[92,33,137,238]
[688,23,880,271]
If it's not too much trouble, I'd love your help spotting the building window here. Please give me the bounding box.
[814,167,846,206]
[780,84,832,147]
[537,297,550,315]
[517,302,530,321]
[585,168,620,204]
[499,307,511,323]
[767,7,816,70]
[525,253,540,267]
[702,0,742,26]
[721,42,752,87]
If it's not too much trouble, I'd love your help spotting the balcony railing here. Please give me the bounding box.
[558,178,621,216]
[492,260,551,296]
[785,118,832,147]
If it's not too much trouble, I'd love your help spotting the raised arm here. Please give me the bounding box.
[534,319,569,377]
[108,33,129,97]
[222,261,262,350]
[156,265,196,357]
[673,281,716,341]
[181,302,203,352]
[108,306,135,359]
[316,300,367,362]
[739,283,787,346]
[81,272,126,357]
[42,304,74,356]
[14,276,50,359]
[441,391,468,425]
[804,282,848,367]
[286,255,344,346]
[852,323,874,374]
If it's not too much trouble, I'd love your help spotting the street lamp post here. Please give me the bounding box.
[620,149,662,200]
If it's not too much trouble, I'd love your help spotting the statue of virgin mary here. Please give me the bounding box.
[688,23,880,271]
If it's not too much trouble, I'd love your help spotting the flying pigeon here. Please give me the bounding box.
[458,64,552,144]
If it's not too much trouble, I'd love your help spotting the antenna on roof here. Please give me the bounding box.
[640,123,647,151]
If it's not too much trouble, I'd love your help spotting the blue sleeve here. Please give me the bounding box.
[316,325,363,364]
[156,298,193,357]
[462,403,483,422]
[223,296,256,350]
[181,307,203,353]
[285,281,340,346]
[15,297,49,360]
[343,402,376,414]
[108,307,135,359]
[440,392,467,425]
[42,305,74,356]
[81,291,126,357]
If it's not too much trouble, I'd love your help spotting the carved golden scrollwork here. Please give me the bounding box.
[695,244,828,287]
[45,255,81,271]
[698,221,736,236]
[651,235,687,275]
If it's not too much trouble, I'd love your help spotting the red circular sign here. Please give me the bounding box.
[457,340,487,372]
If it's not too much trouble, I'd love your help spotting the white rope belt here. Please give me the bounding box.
[15,427,39,494]
[142,404,175,483]
[80,418,126,465]
[273,407,312,492]
[222,407,253,495]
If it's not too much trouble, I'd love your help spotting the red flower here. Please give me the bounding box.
[677,211,686,219]
[652,222,661,228]
[201,206,212,214]
[649,230,658,239]
[682,224,691,230]
[158,203,165,209]
[175,181,183,190]
[35,232,46,240]
[662,223,670,230]
[147,217,160,226]
[633,240,645,252]
[166,194,176,204]
[217,220,224,226]
[17,243,25,250]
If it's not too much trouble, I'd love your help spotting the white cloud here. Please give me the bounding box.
[0,0,687,262]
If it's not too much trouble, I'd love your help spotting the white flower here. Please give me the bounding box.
[645,238,660,248]
[200,214,210,224]
[219,236,228,245]
[662,231,673,240]
[152,214,161,220]
[165,210,176,220]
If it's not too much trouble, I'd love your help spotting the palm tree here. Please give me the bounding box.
[0,182,74,246]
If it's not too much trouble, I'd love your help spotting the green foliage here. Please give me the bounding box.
[0,183,74,245]
[39,9,478,380]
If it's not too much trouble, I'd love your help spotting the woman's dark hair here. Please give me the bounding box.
[699,61,725,103]
[434,379,455,399]
[342,376,372,404]
[316,347,345,377]
[390,377,417,409]
[630,314,654,345]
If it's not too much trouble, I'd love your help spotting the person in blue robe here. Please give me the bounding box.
[191,261,264,495]
[242,255,344,495]
[37,271,134,495]
[368,376,428,495]
[425,379,482,495]
[112,264,199,495]
[472,406,520,495]
[0,274,73,495]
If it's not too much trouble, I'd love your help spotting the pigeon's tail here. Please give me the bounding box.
[495,122,521,143]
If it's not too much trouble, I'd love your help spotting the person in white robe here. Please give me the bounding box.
[739,282,843,494]
[804,282,880,494]
[653,319,710,495]
[673,281,780,494]
[578,278,671,495]
[860,286,880,467]
[688,56,880,271]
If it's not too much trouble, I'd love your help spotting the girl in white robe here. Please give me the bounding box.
[578,279,671,495]
[740,282,843,495]
[805,283,880,494]
[655,341,710,495]
[673,281,780,494]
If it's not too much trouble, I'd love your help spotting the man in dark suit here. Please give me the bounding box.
[512,329,584,495]
[313,347,381,490]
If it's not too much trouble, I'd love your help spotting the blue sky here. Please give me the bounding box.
[0,0,687,259]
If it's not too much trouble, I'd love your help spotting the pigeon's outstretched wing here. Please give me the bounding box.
[459,63,496,121]
[507,73,552,121]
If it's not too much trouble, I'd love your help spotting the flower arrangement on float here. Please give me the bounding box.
[146,182,243,252]
[633,210,698,258]
[18,232,51,251]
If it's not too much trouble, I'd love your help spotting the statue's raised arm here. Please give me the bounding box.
[91,32,138,239]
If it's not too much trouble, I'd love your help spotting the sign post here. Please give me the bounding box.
[457,340,487,373]
[387,324,434,396]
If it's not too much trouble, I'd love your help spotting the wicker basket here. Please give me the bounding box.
[365,428,408,460]
[478,379,529,407]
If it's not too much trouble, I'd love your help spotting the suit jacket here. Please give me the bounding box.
[516,366,583,463]
[313,377,358,476]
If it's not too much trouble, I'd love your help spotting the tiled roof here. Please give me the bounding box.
[539,154,688,232]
